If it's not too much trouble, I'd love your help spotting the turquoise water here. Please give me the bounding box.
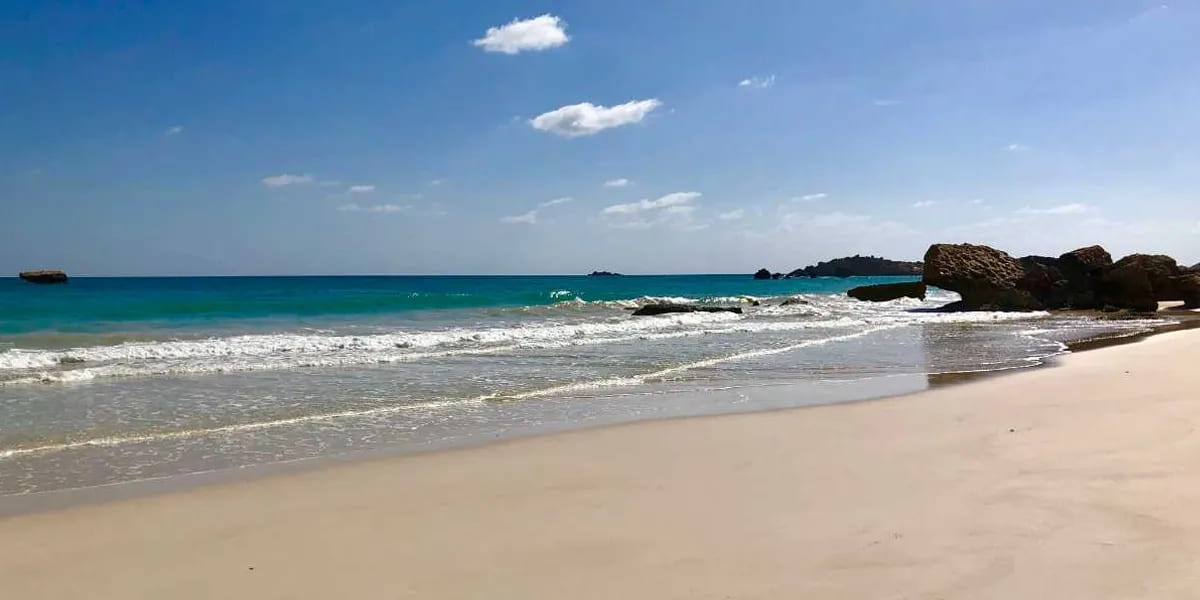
[0,275,899,336]
[0,275,1160,496]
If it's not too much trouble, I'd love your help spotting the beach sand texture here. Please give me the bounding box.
[3,330,1199,599]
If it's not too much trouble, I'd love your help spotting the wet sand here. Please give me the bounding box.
[2,329,1200,599]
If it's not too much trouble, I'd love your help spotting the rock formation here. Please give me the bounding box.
[787,255,923,278]
[847,281,927,302]
[922,243,1192,312]
[753,268,773,280]
[588,271,623,277]
[632,304,743,316]
[18,270,68,284]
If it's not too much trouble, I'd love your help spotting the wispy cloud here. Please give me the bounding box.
[530,99,662,138]
[164,125,183,136]
[872,99,902,107]
[602,191,700,215]
[500,197,573,225]
[348,185,376,193]
[473,14,569,54]
[337,203,410,214]
[1006,143,1029,152]
[500,210,539,224]
[427,178,445,187]
[718,209,745,221]
[539,196,573,208]
[603,178,631,188]
[1015,203,1089,215]
[792,192,828,202]
[262,173,314,188]
[738,75,776,89]
[969,198,986,205]
[911,200,936,209]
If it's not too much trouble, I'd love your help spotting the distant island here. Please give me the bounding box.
[18,270,69,284]
[587,271,623,277]
[753,255,923,279]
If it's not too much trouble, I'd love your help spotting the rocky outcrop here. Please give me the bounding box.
[18,270,68,284]
[923,243,1191,312]
[588,271,622,277]
[787,255,922,278]
[1173,273,1200,308]
[780,297,809,306]
[753,268,773,280]
[631,304,743,316]
[923,244,1040,310]
[847,281,926,302]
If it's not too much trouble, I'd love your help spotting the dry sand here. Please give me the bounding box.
[3,329,1200,599]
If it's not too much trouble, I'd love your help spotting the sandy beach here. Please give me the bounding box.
[3,328,1200,599]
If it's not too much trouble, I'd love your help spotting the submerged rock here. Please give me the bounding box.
[631,304,743,316]
[18,270,68,284]
[780,297,809,306]
[847,281,926,302]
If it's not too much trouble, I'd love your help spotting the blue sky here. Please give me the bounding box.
[2,0,1198,275]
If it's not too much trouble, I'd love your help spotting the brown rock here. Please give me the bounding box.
[1112,254,1183,300]
[632,304,743,316]
[922,244,1040,310]
[847,281,926,302]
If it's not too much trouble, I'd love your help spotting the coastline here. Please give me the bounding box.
[2,309,1196,517]
[3,325,1200,597]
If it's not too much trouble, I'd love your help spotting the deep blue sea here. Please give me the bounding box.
[0,275,1160,496]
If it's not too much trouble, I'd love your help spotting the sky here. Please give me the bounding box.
[2,0,1199,276]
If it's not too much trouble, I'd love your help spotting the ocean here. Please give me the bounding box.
[0,275,1161,496]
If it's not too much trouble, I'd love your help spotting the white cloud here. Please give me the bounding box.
[530,99,662,138]
[500,210,539,224]
[164,125,183,136]
[969,198,986,205]
[348,185,376,193]
[718,209,745,221]
[337,203,409,213]
[738,75,776,89]
[427,178,445,187]
[473,14,569,54]
[262,173,314,187]
[602,191,700,215]
[792,192,827,202]
[539,196,573,208]
[603,178,631,188]
[872,99,902,106]
[1006,143,1029,152]
[911,200,936,208]
[1015,203,1089,215]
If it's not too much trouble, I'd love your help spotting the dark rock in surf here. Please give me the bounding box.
[631,304,743,316]
[847,281,926,302]
[18,270,68,284]
[780,297,810,306]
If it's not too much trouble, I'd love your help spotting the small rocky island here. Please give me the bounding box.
[789,255,923,278]
[587,271,623,277]
[18,270,69,284]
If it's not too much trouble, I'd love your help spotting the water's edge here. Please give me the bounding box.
[3,314,1194,520]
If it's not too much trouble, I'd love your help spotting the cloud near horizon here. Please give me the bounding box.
[603,178,631,188]
[337,203,409,213]
[738,75,776,89]
[530,99,662,137]
[348,185,376,193]
[262,173,315,187]
[601,191,700,215]
[1015,203,1089,215]
[473,14,569,54]
[500,197,573,225]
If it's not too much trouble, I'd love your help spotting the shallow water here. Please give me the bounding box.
[0,275,1161,495]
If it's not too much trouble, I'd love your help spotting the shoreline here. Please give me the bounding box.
[3,327,1199,596]
[2,310,1197,518]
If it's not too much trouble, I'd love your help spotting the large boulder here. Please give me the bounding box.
[753,268,773,280]
[632,304,743,316]
[18,270,68,284]
[847,281,926,302]
[1112,254,1183,300]
[923,244,1041,310]
[1171,273,1200,308]
[1098,262,1158,313]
